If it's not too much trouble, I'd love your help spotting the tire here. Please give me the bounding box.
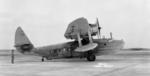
[42,56,45,62]
[87,54,96,61]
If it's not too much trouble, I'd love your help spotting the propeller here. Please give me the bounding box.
[96,18,102,39]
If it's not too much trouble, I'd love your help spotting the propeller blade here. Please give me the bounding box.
[96,18,100,27]
[96,18,101,39]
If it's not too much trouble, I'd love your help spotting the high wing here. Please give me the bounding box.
[64,17,90,39]
[65,17,101,39]
[64,17,100,52]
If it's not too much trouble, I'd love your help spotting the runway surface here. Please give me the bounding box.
[0,50,150,76]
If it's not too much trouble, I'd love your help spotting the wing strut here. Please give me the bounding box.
[77,33,82,47]
[75,30,98,52]
[88,30,93,43]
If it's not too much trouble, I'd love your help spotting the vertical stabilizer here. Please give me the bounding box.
[15,27,32,46]
[15,27,34,53]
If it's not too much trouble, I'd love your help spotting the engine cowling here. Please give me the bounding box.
[89,24,99,36]
[20,44,33,53]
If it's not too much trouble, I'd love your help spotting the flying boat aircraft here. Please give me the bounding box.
[14,17,124,62]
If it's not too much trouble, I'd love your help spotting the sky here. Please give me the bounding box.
[0,0,150,49]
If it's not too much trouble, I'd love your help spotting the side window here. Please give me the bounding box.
[49,50,51,55]
[54,49,57,53]
[58,49,60,52]
[63,48,66,52]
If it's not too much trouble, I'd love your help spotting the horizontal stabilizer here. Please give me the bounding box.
[75,43,98,52]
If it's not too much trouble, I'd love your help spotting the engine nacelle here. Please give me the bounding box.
[89,24,99,36]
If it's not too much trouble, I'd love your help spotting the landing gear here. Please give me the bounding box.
[87,54,96,61]
[41,56,45,62]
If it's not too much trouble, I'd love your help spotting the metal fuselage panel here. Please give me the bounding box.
[93,39,124,55]
[34,39,124,60]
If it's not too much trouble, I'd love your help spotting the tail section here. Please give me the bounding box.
[14,27,34,53]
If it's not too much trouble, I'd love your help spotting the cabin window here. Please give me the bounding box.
[58,49,61,52]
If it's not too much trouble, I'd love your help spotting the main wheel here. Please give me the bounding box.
[87,54,96,61]
[41,56,45,62]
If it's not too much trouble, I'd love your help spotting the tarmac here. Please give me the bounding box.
[0,49,150,76]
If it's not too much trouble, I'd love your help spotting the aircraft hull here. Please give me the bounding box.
[35,39,124,60]
[93,39,124,55]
